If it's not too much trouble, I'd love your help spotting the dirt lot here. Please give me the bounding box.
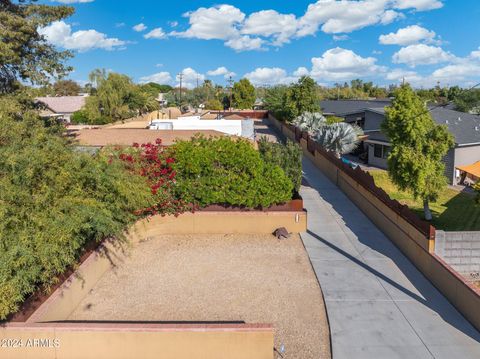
[68,234,331,359]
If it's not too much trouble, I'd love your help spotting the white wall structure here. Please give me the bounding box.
[149,118,254,139]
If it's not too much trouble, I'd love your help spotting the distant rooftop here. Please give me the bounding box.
[320,99,392,116]
[367,107,480,146]
[36,95,87,114]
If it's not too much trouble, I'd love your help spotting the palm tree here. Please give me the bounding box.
[292,112,327,135]
[315,122,364,158]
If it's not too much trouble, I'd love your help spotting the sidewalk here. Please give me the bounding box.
[300,156,480,359]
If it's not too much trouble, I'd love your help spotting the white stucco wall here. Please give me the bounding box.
[149,119,245,137]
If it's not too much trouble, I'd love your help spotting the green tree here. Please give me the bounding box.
[88,68,107,88]
[205,98,223,110]
[232,78,255,109]
[52,79,81,96]
[263,85,290,119]
[288,76,320,118]
[382,84,455,220]
[0,1,74,93]
[83,71,158,124]
[454,89,480,114]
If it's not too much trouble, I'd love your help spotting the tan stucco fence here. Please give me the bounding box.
[1,210,306,358]
[268,114,480,333]
[0,323,273,359]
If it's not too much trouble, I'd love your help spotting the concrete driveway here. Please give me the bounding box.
[300,156,480,359]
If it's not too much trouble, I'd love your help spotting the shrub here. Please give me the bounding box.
[0,116,154,319]
[70,110,89,124]
[258,137,303,193]
[172,136,293,208]
[114,139,188,216]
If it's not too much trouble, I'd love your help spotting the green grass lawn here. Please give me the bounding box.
[368,170,480,231]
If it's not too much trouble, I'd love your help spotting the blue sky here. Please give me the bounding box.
[39,0,480,88]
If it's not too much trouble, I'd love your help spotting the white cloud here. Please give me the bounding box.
[431,63,480,82]
[206,67,236,79]
[174,5,245,40]
[386,47,480,87]
[394,0,443,11]
[139,72,172,84]
[53,0,93,3]
[242,10,298,46]
[294,67,310,77]
[392,44,453,67]
[333,34,349,41]
[309,47,384,81]
[169,21,178,28]
[225,36,264,51]
[39,21,126,51]
[164,1,443,52]
[133,23,147,32]
[379,25,436,46]
[298,0,397,36]
[245,67,297,86]
[144,28,166,39]
[386,68,423,84]
[177,68,205,89]
[380,10,404,25]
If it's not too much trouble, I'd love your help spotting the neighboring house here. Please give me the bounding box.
[362,107,480,184]
[325,99,480,185]
[36,95,87,123]
[321,99,392,127]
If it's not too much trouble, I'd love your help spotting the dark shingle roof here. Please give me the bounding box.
[320,99,392,116]
[366,107,480,146]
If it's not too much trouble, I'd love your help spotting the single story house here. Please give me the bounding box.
[362,107,480,184]
[36,95,88,123]
[324,100,480,185]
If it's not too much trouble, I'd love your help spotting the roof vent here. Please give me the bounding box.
[475,126,479,131]
[458,117,462,121]
[445,119,449,124]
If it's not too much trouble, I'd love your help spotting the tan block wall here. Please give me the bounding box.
[0,324,273,359]
[132,211,307,237]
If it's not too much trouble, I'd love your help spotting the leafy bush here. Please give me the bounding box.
[172,136,293,208]
[114,139,188,216]
[0,115,154,320]
[258,137,303,193]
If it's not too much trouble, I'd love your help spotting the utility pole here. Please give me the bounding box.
[196,74,199,89]
[228,76,234,111]
[178,72,183,105]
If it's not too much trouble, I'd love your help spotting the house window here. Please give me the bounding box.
[373,144,390,159]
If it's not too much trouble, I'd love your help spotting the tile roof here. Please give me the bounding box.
[36,96,87,114]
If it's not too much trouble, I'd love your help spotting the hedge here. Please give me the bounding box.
[172,136,294,208]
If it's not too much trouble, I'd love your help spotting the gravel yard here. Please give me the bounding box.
[68,233,331,359]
